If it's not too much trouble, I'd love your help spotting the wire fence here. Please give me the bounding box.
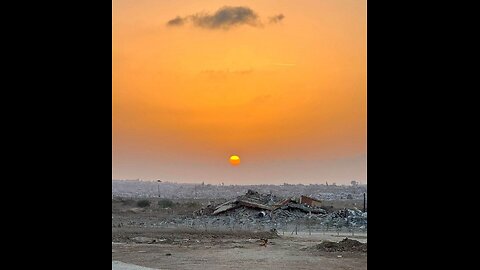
[114,218,367,237]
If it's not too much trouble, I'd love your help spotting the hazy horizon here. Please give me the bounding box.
[112,0,366,185]
[112,178,366,186]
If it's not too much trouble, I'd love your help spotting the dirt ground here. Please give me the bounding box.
[112,198,367,270]
[112,228,366,270]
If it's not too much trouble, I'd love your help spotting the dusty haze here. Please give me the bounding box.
[112,0,366,185]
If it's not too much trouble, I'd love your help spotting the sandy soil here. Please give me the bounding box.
[113,261,157,270]
[112,228,366,270]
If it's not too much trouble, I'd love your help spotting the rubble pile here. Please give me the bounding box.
[314,238,367,252]
[208,189,280,215]
[193,203,215,216]
[122,190,367,231]
[189,190,367,230]
[320,208,367,229]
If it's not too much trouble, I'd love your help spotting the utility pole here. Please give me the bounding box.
[363,192,366,212]
[157,180,162,197]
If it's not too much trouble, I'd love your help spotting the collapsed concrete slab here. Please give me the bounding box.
[210,190,278,215]
[212,200,239,215]
[205,190,326,216]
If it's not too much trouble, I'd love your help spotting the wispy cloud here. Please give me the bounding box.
[167,6,284,30]
[191,6,260,29]
[269,14,285,24]
[167,16,186,26]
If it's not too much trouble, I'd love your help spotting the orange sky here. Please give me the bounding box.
[112,0,366,184]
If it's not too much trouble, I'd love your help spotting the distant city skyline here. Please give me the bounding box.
[111,179,367,200]
[112,179,367,187]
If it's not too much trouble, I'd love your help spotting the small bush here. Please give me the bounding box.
[158,199,174,208]
[136,199,151,208]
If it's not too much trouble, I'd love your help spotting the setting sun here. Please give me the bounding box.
[229,155,240,166]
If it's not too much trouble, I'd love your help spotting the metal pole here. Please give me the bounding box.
[363,193,366,212]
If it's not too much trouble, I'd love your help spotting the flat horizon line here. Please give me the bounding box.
[112,179,367,186]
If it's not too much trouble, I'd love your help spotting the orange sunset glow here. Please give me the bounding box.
[230,155,241,166]
[112,0,366,184]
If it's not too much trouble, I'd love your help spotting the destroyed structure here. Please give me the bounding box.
[188,190,367,231]
[114,188,367,231]
[299,195,322,207]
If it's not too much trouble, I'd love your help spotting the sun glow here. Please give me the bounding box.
[229,155,240,166]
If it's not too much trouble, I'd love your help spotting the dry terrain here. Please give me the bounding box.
[112,198,367,270]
